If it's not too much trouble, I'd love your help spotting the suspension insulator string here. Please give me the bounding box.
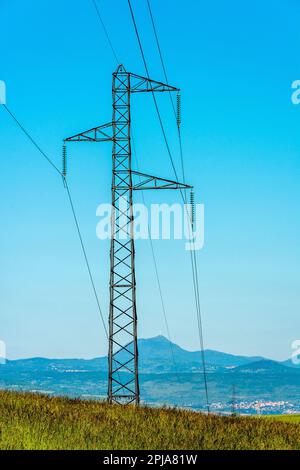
[176,92,181,129]
[62,144,67,177]
[62,143,67,187]
[190,189,195,229]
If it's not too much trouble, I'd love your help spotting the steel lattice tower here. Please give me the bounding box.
[65,65,191,404]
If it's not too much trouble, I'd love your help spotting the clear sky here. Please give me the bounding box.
[0,0,299,360]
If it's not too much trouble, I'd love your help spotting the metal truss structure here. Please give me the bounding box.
[64,65,191,405]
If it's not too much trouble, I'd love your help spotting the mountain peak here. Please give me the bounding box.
[140,335,172,344]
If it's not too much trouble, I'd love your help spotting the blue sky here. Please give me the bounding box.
[0,0,299,360]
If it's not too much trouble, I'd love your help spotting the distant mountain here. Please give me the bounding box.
[6,336,266,373]
[137,336,265,372]
[138,336,202,372]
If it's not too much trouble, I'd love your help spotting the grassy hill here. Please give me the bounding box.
[1,391,300,450]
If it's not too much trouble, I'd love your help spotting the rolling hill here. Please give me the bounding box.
[234,359,292,374]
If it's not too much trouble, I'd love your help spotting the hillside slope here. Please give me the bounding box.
[234,359,292,373]
[1,391,300,450]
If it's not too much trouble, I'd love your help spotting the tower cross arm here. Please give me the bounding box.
[64,122,113,142]
[116,170,192,190]
[128,73,179,93]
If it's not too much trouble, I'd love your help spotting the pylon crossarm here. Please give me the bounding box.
[114,170,192,190]
[128,72,179,93]
[64,122,113,142]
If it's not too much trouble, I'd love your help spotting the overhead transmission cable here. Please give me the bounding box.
[128,0,210,412]
[131,136,183,388]
[3,105,62,176]
[91,0,119,64]
[2,104,108,339]
[64,182,108,337]
[145,0,185,184]
[146,0,210,413]
[127,0,181,185]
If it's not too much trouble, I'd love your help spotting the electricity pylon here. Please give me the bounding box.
[64,65,191,405]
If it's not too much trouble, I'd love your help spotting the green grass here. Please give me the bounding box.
[263,414,300,424]
[1,391,300,450]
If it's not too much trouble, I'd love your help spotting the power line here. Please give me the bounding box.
[132,136,183,387]
[2,104,108,339]
[127,0,181,184]
[3,104,62,177]
[146,0,185,183]
[64,180,108,338]
[146,0,176,117]
[146,0,210,412]
[91,0,119,64]
[128,0,210,412]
